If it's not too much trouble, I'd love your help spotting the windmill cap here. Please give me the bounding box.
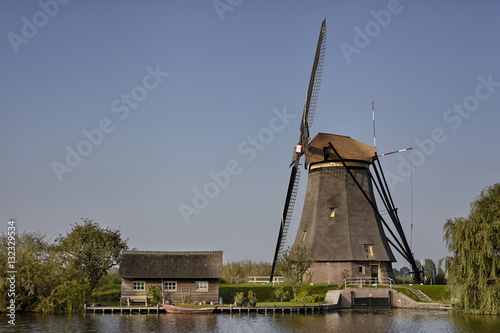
[308,133,376,165]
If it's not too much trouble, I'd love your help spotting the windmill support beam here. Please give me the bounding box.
[370,168,409,254]
[386,238,410,263]
[327,141,421,282]
[326,142,408,255]
[371,158,421,281]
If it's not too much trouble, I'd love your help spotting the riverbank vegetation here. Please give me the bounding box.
[219,283,337,305]
[0,219,128,314]
[443,183,500,314]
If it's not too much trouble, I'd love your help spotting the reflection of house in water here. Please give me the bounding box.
[117,312,219,331]
[119,250,222,304]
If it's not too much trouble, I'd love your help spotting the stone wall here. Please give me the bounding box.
[332,288,451,310]
[309,261,395,285]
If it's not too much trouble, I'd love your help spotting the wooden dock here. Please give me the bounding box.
[85,303,339,315]
[85,304,165,314]
[216,304,338,314]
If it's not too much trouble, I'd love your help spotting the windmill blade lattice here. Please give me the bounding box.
[304,20,326,132]
[270,19,326,282]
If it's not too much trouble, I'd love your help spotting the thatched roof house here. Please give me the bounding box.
[119,250,223,305]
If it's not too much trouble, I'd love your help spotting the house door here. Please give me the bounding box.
[371,265,379,283]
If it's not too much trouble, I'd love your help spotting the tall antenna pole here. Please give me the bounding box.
[372,101,376,148]
[410,149,413,252]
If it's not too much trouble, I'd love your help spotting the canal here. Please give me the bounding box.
[2,308,500,332]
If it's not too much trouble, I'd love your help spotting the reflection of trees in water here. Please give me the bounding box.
[13,310,500,332]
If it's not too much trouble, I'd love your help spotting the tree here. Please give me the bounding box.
[53,218,128,302]
[276,246,313,301]
[0,232,63,312]
[435,258,447,285]
[273,283,290,302]
[221,260,272,283]
[423,259,436,284]
[443,183,500,314]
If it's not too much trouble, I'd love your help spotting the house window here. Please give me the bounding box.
[132,281,146,291]
[164,281,177,292]
[364,244,373,256]
[195,281,209,292]
[329,208,335,218]
[359,266,365,274]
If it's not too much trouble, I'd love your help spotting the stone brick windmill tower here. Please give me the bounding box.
[269,19,420,284]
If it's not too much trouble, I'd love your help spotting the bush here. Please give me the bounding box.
[147,285,161,305]
[273,284,290,302]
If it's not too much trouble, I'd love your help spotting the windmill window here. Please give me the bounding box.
[302,231,307,242]
[359,266,365,274]
[329,208,335,218]
[364,245,373,256]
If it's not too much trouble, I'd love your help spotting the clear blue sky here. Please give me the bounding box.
[2,1,499,268]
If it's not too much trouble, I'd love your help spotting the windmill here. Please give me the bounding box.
[269,19,421,284]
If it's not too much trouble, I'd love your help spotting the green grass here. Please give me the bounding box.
[219,283,338,304]
[400,284,451,303]
[392,287,421,302]
[88,283,121,306]
[219,283,281,303]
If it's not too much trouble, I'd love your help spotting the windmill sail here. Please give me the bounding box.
[269,19,326,281]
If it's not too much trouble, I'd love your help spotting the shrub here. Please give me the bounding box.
[147,285,161,305]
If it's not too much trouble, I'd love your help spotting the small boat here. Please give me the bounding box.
[162,304,216,314]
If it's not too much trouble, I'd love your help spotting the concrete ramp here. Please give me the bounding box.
[324,290,341,305]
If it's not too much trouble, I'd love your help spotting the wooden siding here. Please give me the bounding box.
[121,278,219,304]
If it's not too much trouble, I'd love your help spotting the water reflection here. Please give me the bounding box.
[2,309,500,333]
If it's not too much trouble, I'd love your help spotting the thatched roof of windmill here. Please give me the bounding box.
[308,133,376,165]
[119,251,223,279]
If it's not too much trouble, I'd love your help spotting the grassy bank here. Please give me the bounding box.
[219,283,338,304]
[400,284,451,303]
[88,284,121,306]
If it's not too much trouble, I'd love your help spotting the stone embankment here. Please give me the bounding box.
[324,288,451,310]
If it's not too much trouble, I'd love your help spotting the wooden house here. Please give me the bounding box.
[119,250,223,305]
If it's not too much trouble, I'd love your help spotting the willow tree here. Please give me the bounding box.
[0,232,62,312]
[443,183,500,314]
